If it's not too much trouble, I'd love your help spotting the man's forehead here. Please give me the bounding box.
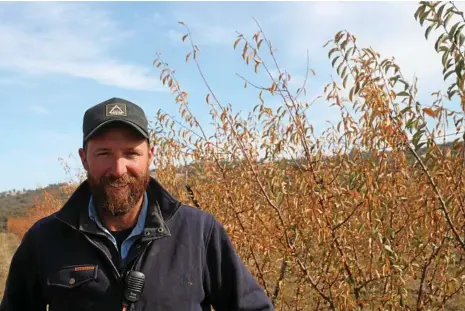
[87,128,148,147]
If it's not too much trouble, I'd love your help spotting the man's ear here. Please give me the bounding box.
[78,148,89,171]
[148,143,155,164]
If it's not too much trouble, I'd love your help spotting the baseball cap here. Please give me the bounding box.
[82,97,149,144]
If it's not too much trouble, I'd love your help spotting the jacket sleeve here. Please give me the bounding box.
[203,216,273,311]
[0,227,47,311]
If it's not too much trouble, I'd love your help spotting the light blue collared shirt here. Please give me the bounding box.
[88,192,148,261]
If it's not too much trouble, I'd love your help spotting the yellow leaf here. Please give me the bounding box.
[182,34,188,42]
[268,83,276,95]
[186,52,191,62]
[234,38,241,50]
[246,52,253,65]
[242,43,248,59]
[206,93,210,104]
[423,107,436,117]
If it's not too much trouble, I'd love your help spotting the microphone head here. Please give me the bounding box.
[124,271,146,303]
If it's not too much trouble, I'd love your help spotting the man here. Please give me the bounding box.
[0,97,273,311]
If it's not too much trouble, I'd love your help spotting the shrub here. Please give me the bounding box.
[149,2,465,309]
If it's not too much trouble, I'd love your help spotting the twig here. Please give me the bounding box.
[295,50,311,100]
[271,256,288,305]
[332,200,364,231]
[406,143,465,251]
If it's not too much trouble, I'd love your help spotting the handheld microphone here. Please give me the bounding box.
[124,270,146,305]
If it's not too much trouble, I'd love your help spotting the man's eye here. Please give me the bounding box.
[97,152,109,156]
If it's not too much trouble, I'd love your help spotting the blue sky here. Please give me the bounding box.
[1,1,463,192]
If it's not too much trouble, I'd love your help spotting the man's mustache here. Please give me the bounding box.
[100,175,137,188]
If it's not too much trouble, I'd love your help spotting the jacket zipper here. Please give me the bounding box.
[82,233,122,282]
[55,217,123,283]
[54,200,180,286]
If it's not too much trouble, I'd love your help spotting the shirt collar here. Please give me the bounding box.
[88,192,148,237]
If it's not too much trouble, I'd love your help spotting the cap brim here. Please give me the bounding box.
[84,119,149,142]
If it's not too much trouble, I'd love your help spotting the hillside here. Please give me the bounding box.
[0,183,71,232]
[0,139,462,231]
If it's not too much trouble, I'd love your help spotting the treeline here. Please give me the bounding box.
[0,183,70,232]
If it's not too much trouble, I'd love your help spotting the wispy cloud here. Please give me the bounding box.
[276,1,465,98]
[157,4,256,47]
[164,22,237,47]
[29,105,49,116]
[0,2,163,91]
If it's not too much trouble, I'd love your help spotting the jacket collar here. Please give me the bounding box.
[54,177,181,241]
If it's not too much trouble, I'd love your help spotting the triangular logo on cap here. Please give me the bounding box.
[106,103,127,116]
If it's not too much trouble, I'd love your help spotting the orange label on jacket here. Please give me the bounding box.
[74,266,95,272]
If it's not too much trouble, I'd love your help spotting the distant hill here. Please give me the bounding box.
[0,139,462,232]
[0,170,160,232]
[0,183,70,232]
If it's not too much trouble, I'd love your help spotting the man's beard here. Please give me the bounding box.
[87,169,149,217]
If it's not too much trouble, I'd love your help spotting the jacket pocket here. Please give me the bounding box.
[47,264,99,289]
[46,265,105,311]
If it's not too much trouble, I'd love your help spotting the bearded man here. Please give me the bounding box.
[0,97,273,311]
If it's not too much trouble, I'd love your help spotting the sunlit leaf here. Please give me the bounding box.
[234,37,241,50]
[423,107,437,117]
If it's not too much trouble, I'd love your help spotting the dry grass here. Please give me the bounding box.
[0,233,20,298]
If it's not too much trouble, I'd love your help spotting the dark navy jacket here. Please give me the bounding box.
[0,177,273,311]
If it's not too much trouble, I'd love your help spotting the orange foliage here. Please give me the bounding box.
[7,184,76,240]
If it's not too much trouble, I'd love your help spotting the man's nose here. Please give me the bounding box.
[109,157,127,178]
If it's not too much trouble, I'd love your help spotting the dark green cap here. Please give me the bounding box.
[82,97,149,143]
